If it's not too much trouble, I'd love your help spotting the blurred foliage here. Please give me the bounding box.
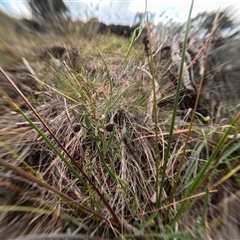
[189,9,238,37]
[28,0,69,22]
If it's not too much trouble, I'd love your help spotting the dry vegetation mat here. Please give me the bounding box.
[0,7,240,240]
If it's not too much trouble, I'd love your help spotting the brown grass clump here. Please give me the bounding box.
[0,8,240,240]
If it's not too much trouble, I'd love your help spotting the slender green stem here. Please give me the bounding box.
[160,0,194,221]
[172,113,240,224]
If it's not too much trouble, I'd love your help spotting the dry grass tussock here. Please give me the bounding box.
[0,10,240,239]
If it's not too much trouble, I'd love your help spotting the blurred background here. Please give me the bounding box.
[1,0,240,26]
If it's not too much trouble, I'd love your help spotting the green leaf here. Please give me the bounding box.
[80,104,88,112]
[91,137,101,143]
[71,108,77,117]
[84,116,91,128]
[195,111,210,122]
[88,117,99,127]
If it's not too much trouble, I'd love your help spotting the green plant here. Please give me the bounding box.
[0,1,239,239]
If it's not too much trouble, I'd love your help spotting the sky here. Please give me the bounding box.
[0,1,240,26]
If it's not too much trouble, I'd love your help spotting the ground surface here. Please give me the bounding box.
[0,11,240,240]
